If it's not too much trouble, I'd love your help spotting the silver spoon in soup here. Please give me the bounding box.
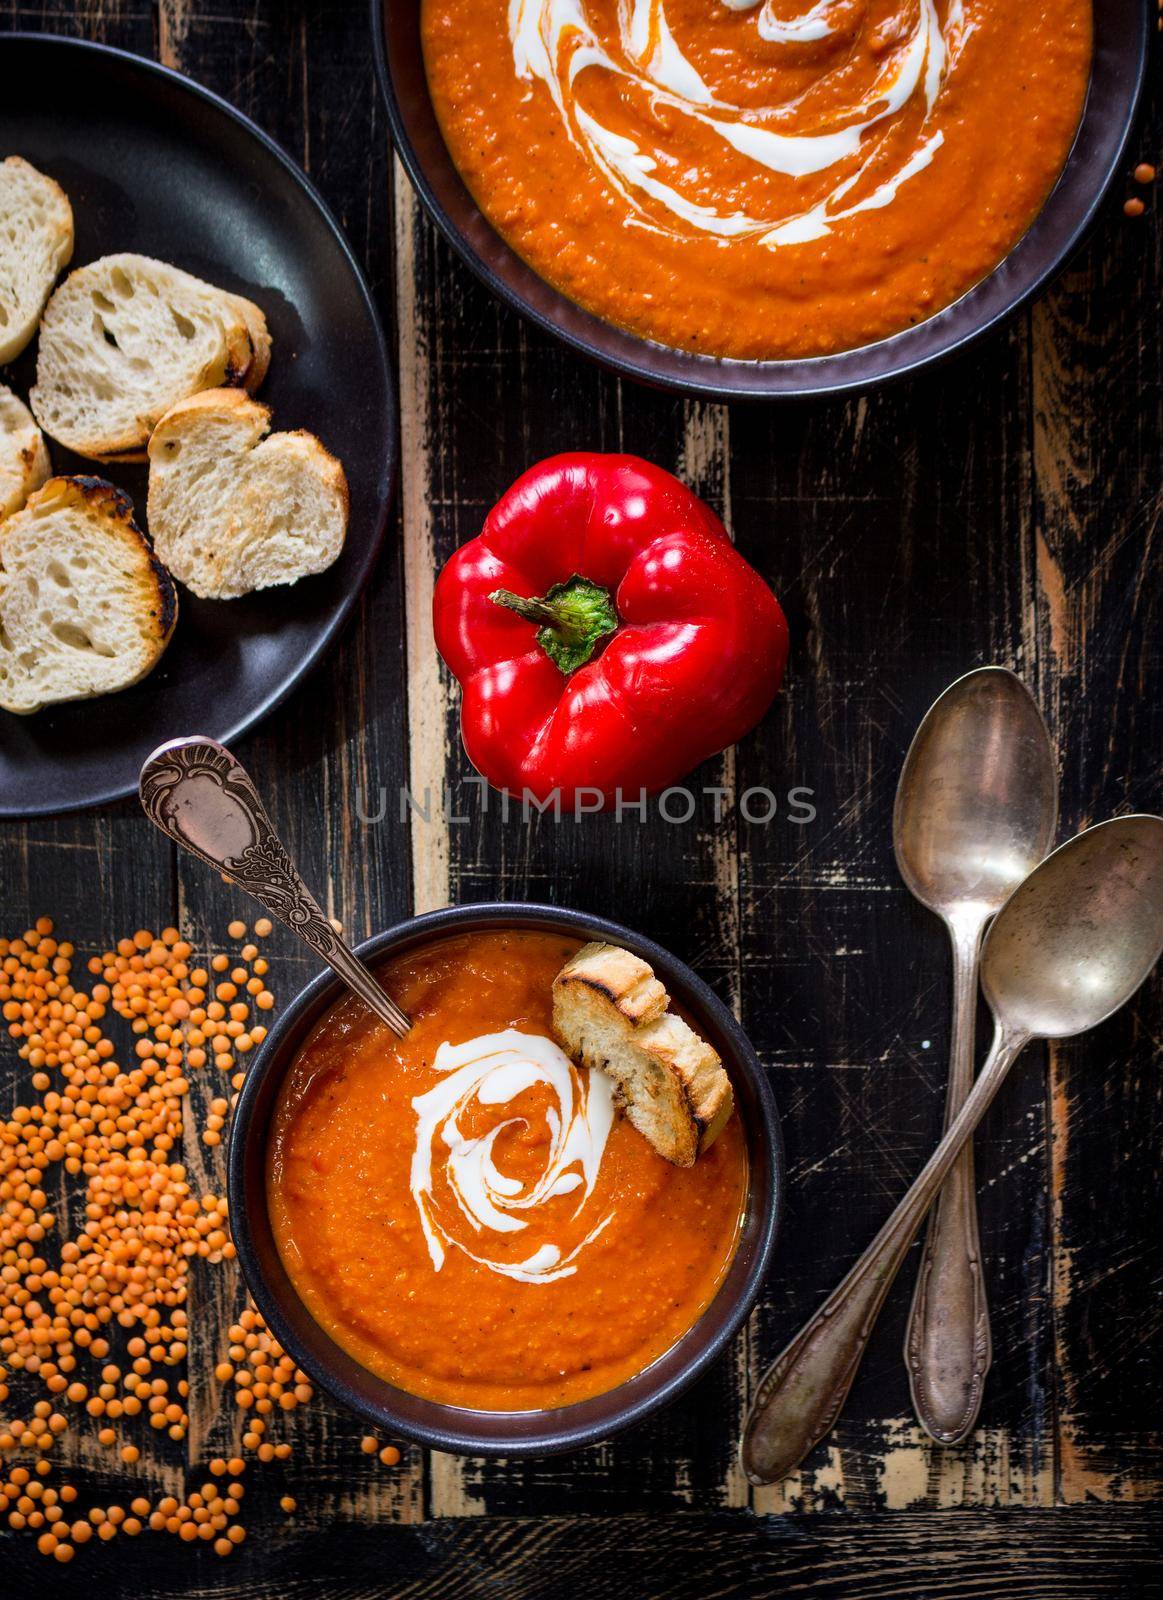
[139,736,411,1039]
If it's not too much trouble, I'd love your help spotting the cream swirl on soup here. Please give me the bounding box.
[508,0,968,246]
[409,1030,616,1285]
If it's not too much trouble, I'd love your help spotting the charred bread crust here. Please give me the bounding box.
[57,474,137,522]
[43,476,178,644]
[555,942,669,1025]
[552,941,734,1166]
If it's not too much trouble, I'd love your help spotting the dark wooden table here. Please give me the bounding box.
[1,3,1160,1595]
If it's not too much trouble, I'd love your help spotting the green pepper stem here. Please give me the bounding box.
[488,575,619,676]
[490,589,584,637]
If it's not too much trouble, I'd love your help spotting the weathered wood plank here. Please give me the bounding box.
[0,807,183,1504]
[391,177,762,1513]
[731,327,1056,1511]
[2,0,153,49]
[147,0,421,1530]
[6,1507,1163,1599]
[394,173,452,918]
[1030,63,1163,1504]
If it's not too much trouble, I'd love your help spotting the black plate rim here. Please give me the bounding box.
[371,0,1149,402]
[0,32,397,820]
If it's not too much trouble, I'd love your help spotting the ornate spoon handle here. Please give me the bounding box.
[139,736,410,1039]
[905,914,992,1443]
[740,1022,1028,1486]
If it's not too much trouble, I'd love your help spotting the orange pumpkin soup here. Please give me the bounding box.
[421,0,1093,360]
[267,930,748,1411]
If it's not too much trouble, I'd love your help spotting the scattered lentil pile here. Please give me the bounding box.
[0,915,398,1564]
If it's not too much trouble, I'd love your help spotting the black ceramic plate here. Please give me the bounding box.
[0,34,396,818]
[374,0,1148,401]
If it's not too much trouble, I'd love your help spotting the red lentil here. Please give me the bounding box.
[1,915,400,1564]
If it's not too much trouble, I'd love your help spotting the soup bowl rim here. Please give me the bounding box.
[227,901,784,1457]
[371,0,1149,401]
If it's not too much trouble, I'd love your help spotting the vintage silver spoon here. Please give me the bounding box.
[741,813,1163,1486]
[894,667,1057,1444]
[139,736,411,1038]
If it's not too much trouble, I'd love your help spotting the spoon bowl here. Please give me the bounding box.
[894,666,1058,916]
[139,736,412,1038]
[983,813,1163,1040]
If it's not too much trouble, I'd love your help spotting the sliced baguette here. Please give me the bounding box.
[553,942,734,1167]
[30,254,270,460]
[0,384,50,522]
[0,476,177,715]
[147,389,348,599]
[0,156,74,364]
[226,291,272,393]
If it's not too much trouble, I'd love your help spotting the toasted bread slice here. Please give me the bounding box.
[553,942,734,1167]
[0,156,74,364]
[30,254,270,460]
[0,384,50,522]
[147,389,348,599]
[0,476,177,714]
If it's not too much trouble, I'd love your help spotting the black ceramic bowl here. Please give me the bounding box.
[229,903,782,1456]
[372,0,1149,400]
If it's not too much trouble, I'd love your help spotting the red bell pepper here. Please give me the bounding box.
[433,453,789,808]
